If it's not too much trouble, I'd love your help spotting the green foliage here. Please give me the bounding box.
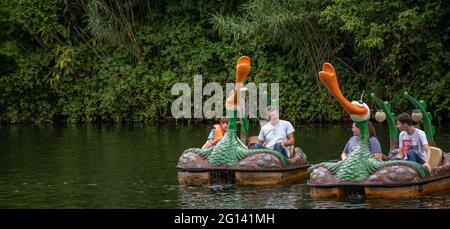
[213,0,450,123]
[0,0,448,124]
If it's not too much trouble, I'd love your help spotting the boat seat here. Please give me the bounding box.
[429,146,444,168]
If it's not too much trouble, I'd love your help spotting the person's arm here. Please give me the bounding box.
[203,136,223,149]
[371,137,383,161]
[203,140,213,149]
[423,144,431,171]
[418,131,431,170]
[282,133,294,147]
[373,153,382,161]
[342,139,350,160]
[203,129,216,149]
[397,132,405,159]
[257,128,265,146]
[201,141,210,149]
[282,122,295,148]
[396,147,404,159]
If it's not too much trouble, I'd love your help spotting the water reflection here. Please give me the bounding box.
[177,183,450,209]
[178,184,305,209]
[364,190,450,209]
[0,123,449,208]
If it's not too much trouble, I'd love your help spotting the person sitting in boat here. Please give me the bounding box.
[202,117,228,149]
[250,106,294,158]
[341,121,382,160]
[394,113,431,170]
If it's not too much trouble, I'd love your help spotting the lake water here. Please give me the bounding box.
[0,122,449,208]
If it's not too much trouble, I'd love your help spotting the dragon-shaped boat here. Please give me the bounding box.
[176,56,309,185]
[308,63,450,198]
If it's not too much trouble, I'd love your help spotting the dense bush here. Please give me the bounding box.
[0,0,448,124]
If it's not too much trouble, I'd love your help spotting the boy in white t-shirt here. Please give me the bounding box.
[250,107,295,158]
[395,113,431,171]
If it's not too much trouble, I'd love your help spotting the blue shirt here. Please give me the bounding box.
[207,129,214,140]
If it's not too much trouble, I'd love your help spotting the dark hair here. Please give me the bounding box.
[367,121,377,138]
[219,117,228,124]
[354,121,377,138]
[396,113,413,126]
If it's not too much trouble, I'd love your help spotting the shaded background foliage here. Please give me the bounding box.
[0,0,448,124]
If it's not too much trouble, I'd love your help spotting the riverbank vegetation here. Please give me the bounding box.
[0,0,448,124]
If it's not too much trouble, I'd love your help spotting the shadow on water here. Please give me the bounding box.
[0,122,449,208]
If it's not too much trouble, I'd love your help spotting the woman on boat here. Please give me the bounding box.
[341,121,383,160]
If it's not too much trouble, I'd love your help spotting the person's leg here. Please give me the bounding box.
[406,150,425,165]
[250,143,265,150]
[273,143,288,158]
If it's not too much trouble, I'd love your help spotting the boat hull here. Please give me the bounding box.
[309,153,450,199]
[309,174,450,199]
[177,165,309,185]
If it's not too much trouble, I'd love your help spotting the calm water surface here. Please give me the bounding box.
[1,122,449,208]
